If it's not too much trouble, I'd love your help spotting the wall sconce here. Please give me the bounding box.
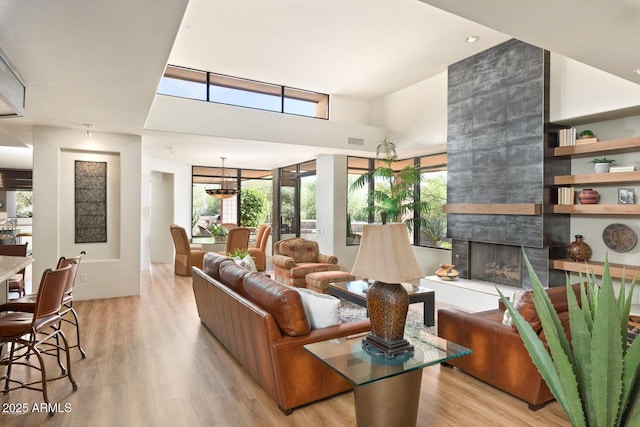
[84,124,93,138]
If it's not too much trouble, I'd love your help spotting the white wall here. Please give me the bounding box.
[32,126,141,300]
[371,71,448,152]
[550,53,640,122]
[149,171,175,264]
[146,95,388,154]
[3,191,16,217]
[329,95,374,125]
[140,155,192,270]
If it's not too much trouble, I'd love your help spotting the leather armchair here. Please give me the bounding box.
[438,283,583,410]
[170,224,206,277]
[272,238,339,287]
[248,224,272,271]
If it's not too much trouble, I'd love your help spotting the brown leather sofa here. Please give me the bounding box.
[192,252,371,414]
[437,284,582,410]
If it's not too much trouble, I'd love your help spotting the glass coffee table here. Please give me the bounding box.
[304,328,470,427]
[328,280,436,326]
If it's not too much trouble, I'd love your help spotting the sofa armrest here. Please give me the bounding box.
[316,253,338,264]
[272,254,295,268]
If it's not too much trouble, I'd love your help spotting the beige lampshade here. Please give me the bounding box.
[351,223,424,284]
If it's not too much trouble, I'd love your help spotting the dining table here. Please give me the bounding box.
[0,255,34,304]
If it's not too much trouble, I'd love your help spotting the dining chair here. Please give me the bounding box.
[0,265,77,412]
[0,243,28,298]
[170,224,206,276]
[248,224,272,271]
[221,226,251,255]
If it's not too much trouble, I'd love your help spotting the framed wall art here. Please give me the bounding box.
[618,188,635,205]
[75,160,107,243]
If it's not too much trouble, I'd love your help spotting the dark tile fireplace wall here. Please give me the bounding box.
[446,39,569,288]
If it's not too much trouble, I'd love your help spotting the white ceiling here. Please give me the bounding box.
[0,0,638,170]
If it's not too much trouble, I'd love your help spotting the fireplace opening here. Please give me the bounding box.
[470,242,523,288]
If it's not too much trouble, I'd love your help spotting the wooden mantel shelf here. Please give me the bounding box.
[553,136,640,158]
[554,170,640,185]
[553,259,640,280]
[553,204,640,214]
[443,203,541,216]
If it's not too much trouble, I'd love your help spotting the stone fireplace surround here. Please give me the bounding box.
[437,39,569,305]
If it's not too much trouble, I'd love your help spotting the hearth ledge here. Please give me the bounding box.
[421,275,520,313]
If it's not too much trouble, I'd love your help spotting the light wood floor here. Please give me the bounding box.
[0,263,571,426]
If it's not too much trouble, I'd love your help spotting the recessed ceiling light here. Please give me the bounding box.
[465,36,479,43]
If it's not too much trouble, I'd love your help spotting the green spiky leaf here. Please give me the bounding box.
[499,251,640,427]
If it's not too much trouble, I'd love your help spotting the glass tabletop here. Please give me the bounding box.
[304,328,470,387]
[331,280,433,297]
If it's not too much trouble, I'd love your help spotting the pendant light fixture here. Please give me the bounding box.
[205,157,239,199]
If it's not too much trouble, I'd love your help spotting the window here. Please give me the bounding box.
[240,169,273,228]
[159,66,329,119]
[209,74,281,112]
[418,154,449,249]
[346,153,449,249]
[192,166,273,236]
[157,67,207,100]
[275,160,316,242]
[16,191,33,218]
[347,157,371,245]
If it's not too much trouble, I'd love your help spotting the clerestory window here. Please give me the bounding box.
[158,65,329,120]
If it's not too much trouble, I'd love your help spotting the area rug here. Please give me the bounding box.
[339,299,437,336]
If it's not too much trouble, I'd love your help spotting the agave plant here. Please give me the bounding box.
[350,137,430,231]
[499,253,640,426]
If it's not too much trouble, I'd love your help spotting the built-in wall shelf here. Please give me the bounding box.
[553,136,640,158]
[554,171,640,185]
[553,205,640,214]
[553,259,640,280]
[443,203,541,216]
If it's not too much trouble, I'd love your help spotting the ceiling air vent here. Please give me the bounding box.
[347,137,364,146]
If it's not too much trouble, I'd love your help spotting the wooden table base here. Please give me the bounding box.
[354,368,423,427]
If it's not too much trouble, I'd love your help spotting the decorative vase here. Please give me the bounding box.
[577,188,599,204]
[594,163,611,173]
[436,264,459,281]
[567,235,592,262]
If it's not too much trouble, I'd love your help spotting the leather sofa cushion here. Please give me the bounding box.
[513,283,583,333]
[243,272,310,337]
[219,260,249,295]
[203,252,233,281]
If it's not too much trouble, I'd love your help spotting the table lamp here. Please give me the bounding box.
[351,222,425,358]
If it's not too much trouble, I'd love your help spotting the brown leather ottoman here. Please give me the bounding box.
[306,271,355,294]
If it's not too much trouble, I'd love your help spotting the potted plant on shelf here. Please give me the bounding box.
[350,137,431,230]
[209,224,229,243]
[499,254,640,427]
[589,157,616,173]
[579,129,595,139]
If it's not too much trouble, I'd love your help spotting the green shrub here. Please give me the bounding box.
[240,188,268,228]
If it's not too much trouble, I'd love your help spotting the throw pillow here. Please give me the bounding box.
[296,287,341,329]
[502,290,526,326]
[233,255,257,272]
